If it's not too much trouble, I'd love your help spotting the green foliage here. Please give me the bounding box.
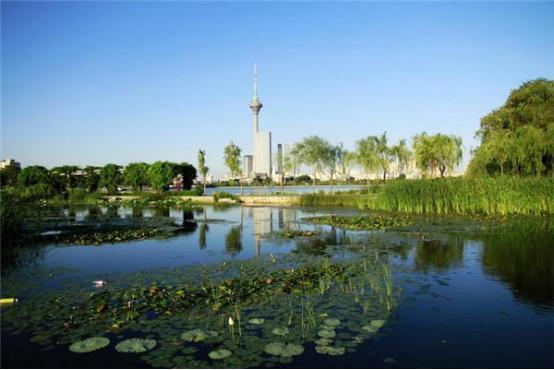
[173,162,197,190]
[123,162,149,191]
[224,142,242,178]
[69,337,110,353]
[147,161,175,191]
[292,136,334,187]
[115,338,156,353]
[470,79,554,176]
[50,165,81,190]
[305,214,409,230]
[84,166,100,192]
[213,191,237,202]
[198,149,209,190]
[99,164,121,194]
[370,177,554,215]
[413,132,462,177]
[18,165,50,187]
[0,166,20,187]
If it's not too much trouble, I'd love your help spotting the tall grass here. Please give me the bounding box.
[367,177,553,216]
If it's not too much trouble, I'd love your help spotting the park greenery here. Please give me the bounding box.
[467,79,553,176]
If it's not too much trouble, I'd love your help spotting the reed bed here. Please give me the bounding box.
[368,177,553,215]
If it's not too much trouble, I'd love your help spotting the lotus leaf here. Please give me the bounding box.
[371,319,386,329]
[264,342,304,357]
[208,349,232,360]
[69,337,110,353]
[182,347,198,355]
[248,318,265,325]
[315,338,332,346]
[317,329,336,338]
[362,325,377,333]
[181,329,217,342]
[323,318,341,327]
[115,338,156,353]
[315,345,346,356]
[271,327,289,336]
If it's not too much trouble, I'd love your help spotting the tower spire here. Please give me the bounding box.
[254,64,258,98]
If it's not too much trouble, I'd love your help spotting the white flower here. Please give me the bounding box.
[228,316,234,326]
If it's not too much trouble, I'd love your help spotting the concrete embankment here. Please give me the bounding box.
[103,195,302,205]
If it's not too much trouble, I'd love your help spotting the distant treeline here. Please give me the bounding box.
[0,161,199,200]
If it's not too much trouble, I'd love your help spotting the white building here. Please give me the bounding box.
[0,159,21,170]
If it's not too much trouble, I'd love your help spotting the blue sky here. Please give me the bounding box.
[2,1,553,177]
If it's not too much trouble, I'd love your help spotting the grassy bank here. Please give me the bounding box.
[301,177,554,215]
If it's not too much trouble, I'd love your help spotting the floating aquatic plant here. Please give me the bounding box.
[318,329,336,338]
[315,345,346,356]
[361,325,377,333]
[370,319,386,329]
[271,327,289,336]
[323,318,341,327]
[208,348,232,360]
[315,337,332,346]
[115,338,156,353]
[180,329,218,342]
[69,337,110,353]
[248,318,265,325]
[264,342,304,357]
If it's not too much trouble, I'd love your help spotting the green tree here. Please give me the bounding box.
[435,134,463,177]
[147,161,175,192]
[0,166,20,187]
[355,136,381,187]
[197,149,209,193]
[99,164,121,194]
[471,79,554,176]
[292,136,333,193]
[84,166,100,192]
[51,165,81,190]
[375,132,391,181]
[18,166,51,187]
[123,162,149,191]
[174,162,197,190]
[224,142,243,195]
[390,139,412,177]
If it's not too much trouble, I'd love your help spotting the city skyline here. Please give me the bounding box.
[2,2,553,178]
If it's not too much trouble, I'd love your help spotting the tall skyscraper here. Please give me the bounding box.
[249,65,272,177]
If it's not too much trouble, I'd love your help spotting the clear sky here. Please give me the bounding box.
[2,1,553,178]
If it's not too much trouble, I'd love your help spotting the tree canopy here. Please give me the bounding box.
[469,78,554,176]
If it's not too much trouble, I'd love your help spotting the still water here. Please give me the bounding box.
[1,205,553,368]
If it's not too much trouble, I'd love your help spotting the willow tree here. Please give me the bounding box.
[292,136,334,193]
[197,149,209,194]
[390,139,412,177]
[355,136,381,188]
[224,142,243,195]
[413,133,462,178]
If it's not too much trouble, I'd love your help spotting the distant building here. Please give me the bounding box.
[0,159,21,170]
[248,65,272,178]
[276,144,283,175]
[243,155,253,178]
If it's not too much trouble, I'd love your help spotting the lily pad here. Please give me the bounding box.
[264,342,304,357]
[315,337,332,346]
[271,327,289,336]
[361,325,377,333]
[69,337,110,353]
[115,338,156,353]
[370,319,386,329]
[317,329,336,338]
[323,318,341,327]
[315,345,346,356]
[181,329,217,342]
[208,348,232,360]
[248,318,265,325]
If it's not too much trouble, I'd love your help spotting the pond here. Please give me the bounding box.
[1,205,553,368]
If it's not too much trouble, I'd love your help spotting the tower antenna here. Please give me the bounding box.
[254,64,258,98]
